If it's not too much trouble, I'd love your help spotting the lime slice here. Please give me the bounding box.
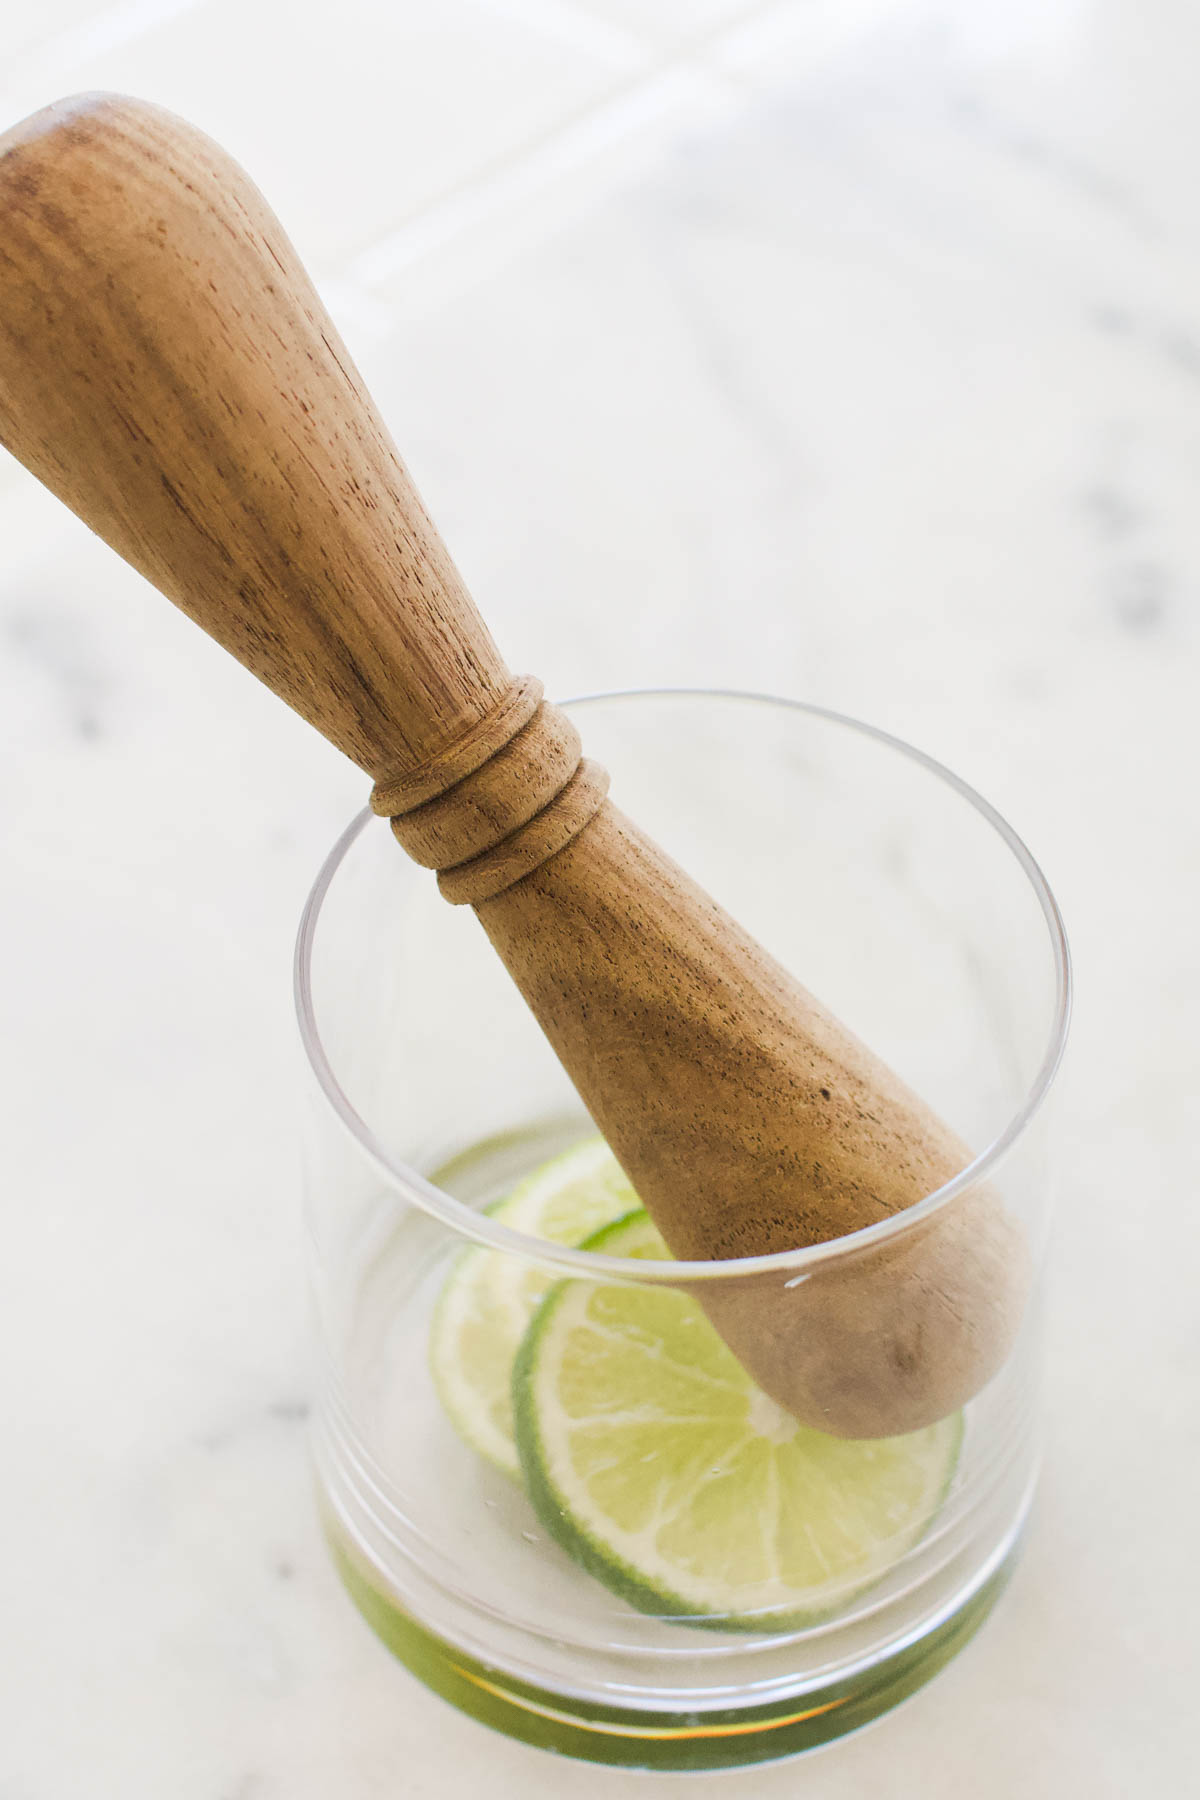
[514,1210,963,1627]
[430,1138,637,1476]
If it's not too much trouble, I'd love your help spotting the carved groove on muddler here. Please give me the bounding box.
[370,674,545,816]
[379,682,608,896]
[437,758,610,905]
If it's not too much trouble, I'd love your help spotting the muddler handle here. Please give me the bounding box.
[0,94,1030,1437]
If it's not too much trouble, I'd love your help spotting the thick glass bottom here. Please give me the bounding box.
[327,1530,1018,1772]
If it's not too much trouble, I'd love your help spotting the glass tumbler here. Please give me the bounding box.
[297,691,1070,1771]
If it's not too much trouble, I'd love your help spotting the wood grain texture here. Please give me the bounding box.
[0,94,1030,1436]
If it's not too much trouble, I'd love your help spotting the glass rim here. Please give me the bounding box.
[294,687,1072,1285]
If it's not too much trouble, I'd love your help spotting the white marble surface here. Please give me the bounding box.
[1,1,1197,1794]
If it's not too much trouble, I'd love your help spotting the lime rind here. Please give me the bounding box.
[514,1209,964,1630]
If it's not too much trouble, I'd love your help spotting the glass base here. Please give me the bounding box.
[327,1528,1019,1772]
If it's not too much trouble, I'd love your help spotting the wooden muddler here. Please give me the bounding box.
[0,95,1029,1437]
